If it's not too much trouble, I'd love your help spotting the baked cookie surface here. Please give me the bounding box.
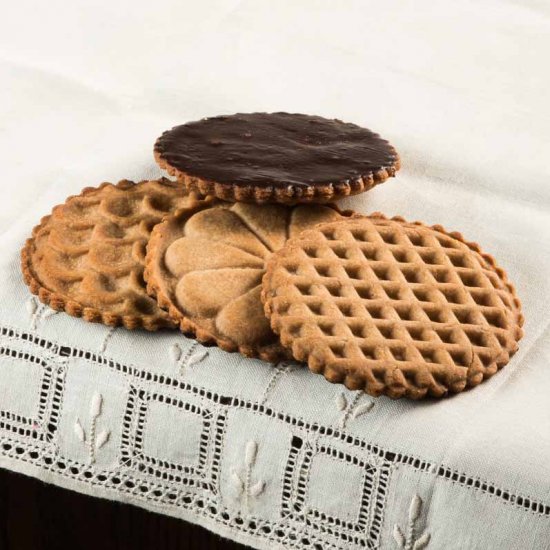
[154,112,399,204]
[21,178,197,330]
[145,199,344,360]
[262,214,524,398]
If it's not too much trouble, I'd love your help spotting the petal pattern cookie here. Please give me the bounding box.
[21,179,199,330]
[145,199,344,360]
[262,214,524,399]
[154,112,400,204]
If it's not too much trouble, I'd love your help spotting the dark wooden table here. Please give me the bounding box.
[0,468,249,550]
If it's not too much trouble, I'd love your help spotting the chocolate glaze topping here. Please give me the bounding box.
[155,113,399,188]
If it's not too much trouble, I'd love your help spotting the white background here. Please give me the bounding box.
[2,1,549,228]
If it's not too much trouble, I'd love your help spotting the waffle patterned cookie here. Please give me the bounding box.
[262,214,524,399]
[145,199,344,360]
[21,179,199,330]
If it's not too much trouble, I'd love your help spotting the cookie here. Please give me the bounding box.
[262,214,524,399]
[144,199,345,360]
[154,112,399,204]
[21,178,200,330]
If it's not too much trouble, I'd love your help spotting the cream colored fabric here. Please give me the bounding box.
[0,2,549,549]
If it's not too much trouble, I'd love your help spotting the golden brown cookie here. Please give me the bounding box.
[21,178,200,330]
[144,199,346,360]
[154,112,400,204]
[262,214,524,399]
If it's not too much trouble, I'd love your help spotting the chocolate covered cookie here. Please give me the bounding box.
[154,113,399,204]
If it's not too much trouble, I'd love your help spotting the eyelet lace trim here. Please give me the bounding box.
[0,323,548,550]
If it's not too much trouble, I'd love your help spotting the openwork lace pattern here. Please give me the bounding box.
[0,324,548,550]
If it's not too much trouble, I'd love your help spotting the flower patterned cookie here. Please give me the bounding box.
[145,198,344,360]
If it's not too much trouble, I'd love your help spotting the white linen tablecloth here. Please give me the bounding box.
[1,2,549,548]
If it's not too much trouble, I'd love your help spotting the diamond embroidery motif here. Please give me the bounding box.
[120,387,225,494]
[281,435,390,548]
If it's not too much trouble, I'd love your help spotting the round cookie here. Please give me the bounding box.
[154,112,400,204]
[261,214,524,399]
[21,178,201,330]
[144,199,346,361]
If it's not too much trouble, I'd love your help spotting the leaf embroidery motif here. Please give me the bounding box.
[353,401,375,418]
[231,440,266,514]
[75,393,110,465]
[249,481,265,498]
[335,392,347,411]
[245,441,258,467]
[95,429,110,450]
[187,349,208,367]
[230,470,244,493]
[393,525,406,548]
[171,342,209,375]
[27,298,58,329]
[26,297,38,316]
[41,308,58,320]
[99,327,116,353]
[89,392,103,417]
[170,343,182,362]
[413,532,431,550]
[338,391,374,429]
[74,419,85,443]
[393,494,431,550]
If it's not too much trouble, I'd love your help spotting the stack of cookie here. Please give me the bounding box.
[21,113,524,399]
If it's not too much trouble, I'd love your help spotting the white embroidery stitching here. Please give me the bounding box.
[393,494,431,550]
[27,297,41,330]
[98,327,116,353]
[337,392,374,429]
[187,349,208,368]
[27,297,58,330]
[74,393,111,465]
[40,308,58,321]
[335,392,348,411]
[259,362,297,405]
[1,325,548,550]
[169,343,182,363]
[230,440,265,514]
[171,342,209,376]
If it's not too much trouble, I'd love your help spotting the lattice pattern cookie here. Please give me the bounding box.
[145,200,345,360]
[262,214,524,398]
[22,179,199,330]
